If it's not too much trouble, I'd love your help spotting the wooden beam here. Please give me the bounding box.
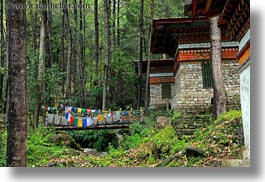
[53,123,131,130]
[205,0,212,13]
[192,0,198,17]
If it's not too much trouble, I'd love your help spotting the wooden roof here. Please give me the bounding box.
[184,0,227,17]
[218,0,250,41]
[135,59,174,74]
[151,18,210,57]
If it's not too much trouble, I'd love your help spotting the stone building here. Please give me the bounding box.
[218,0,250,159]
[149,17,240,114]
[137,59,176,109]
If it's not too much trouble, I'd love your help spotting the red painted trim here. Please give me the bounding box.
[192,0,197,17]
[149,77,175,84]
[236,40,250,60]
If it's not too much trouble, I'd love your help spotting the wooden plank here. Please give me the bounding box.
[53,123,131,131]
[205,0,212,13]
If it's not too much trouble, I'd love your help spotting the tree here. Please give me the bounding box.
[102,0,111,111]
[144,0,154,114]
[63,0,73,100]
[0,0,5,112]
[6,0,28,166]
[34,0,47,128]
[137,0,144,109]
[209,15,227,119]
[94,0,100,83]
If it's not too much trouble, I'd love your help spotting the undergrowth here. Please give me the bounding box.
[0,110,244,167]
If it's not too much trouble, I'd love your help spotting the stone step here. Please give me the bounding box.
[221,159,250,167]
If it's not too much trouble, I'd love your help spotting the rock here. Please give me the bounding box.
[100,152,108,157]
[48,133,82,150]
[221,159,250,167]
[84,148,98,155]
[156,116,170,129]
[185,146,204,158]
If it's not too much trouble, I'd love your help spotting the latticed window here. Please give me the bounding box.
[162,83,171,99]
[202,61,213,89]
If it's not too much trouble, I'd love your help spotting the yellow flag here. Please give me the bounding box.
[78,117,82,127]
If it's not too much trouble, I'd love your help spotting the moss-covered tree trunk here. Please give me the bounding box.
[102,0,111,111]
[6,0,28,167]
[34,0,47,128]
[209,15,227,119]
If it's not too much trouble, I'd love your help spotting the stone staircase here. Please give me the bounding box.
[172,114,211,138]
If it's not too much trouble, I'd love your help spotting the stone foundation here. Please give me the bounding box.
[149,83,175,109]
[171,60,240,114]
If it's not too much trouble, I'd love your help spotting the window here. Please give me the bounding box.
[162,83,171,99]
[202,61,213,88]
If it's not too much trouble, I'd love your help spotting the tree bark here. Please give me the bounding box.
[47,0,53,67]
[137,0,144,109]
[112,0,116,49]
[117,0,120,47]
[209,15,227,119]
[0,0,5,110]
[102,0,111,111]
[73,0,80,102]
[63,0,72,99]
[144,0,154,114]
[94,0,100,84]
[34,0,47,128]
[6,0,28,167]
[61,9,65,96]
[79,0,87,107]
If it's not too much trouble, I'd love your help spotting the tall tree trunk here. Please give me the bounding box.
[0,0,5,110]
[209,15,227,119]
[64,0,72,99]
[34,0,47,128]
[144,0,154,114]
[117,0,120,47]
[61,10,65,96]
[94,0,100,84]
[112,0,116,49]
[47,0,53,67]
[73,0,80,102]
[6,0,27,167]
[79,0,87,107]
[137,0,144,109]
[102,0,111,111]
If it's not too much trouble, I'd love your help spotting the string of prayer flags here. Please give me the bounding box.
[72,107,77,113]
[82,117,87,127]
[74,118,78,126]
[78,117,82,127]
[70,115,74,125]
[98,114,103,122]
[87,117,93,126]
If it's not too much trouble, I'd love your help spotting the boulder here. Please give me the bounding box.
[84,148,98,155]
[156,116,170,129]
[185,146,204,158]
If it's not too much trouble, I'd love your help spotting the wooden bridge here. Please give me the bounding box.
[53,122,131,131]
[44,106,144,131]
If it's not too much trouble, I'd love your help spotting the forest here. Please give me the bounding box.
[0,0,247,167]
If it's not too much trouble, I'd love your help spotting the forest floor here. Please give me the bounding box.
[0,110,246,167]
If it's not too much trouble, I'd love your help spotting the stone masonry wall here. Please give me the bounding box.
[171,60,240,114]
[149,83,175,109]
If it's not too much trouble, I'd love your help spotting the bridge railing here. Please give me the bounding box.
[42,105,144,128]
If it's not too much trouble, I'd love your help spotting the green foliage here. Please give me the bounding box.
[69,129,119,152]
[170,111,182,123]
[0,130,7,167]
[215,110,242,124]
[26,125,76,166]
